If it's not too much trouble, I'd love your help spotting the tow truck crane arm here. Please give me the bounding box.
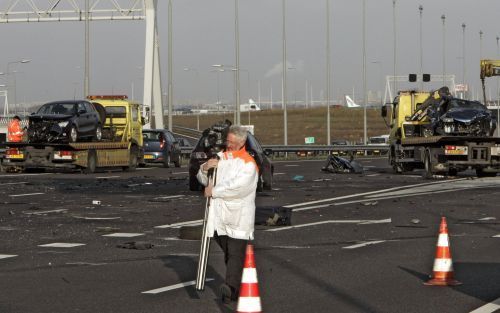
[480,59,500,105]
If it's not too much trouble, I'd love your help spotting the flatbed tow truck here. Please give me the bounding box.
[1,95,144,173]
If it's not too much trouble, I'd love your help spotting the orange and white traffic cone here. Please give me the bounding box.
[424,217,462,286]
[237,244,262,313]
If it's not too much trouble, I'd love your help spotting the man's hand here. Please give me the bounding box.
[204,182,213,198]
[202,159,219,172]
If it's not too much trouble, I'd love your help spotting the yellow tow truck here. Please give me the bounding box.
[2,95,145,173]
[382,62,500,177]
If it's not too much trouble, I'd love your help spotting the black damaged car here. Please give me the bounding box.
[428,98,496,137]
[28,100,105,143]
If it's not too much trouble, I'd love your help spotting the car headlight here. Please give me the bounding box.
[58,121,69,128]
[444,124,455,133]
[442,117,454,123]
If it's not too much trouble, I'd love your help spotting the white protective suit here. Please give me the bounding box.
[197,146,258,240]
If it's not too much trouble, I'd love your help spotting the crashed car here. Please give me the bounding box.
[28,100,105,143]
[422,96,496,137]
[321,155,363,173]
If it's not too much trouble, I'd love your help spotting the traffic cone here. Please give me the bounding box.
[237,244,262,313]
[424,217,462,286]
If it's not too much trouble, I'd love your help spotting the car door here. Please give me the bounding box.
[84,102,99,133]
[76,102,91,136]
[166,131,180,160]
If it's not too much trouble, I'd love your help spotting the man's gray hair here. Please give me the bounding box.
[228,125,248,142]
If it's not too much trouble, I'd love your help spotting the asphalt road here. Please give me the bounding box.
[0,157,499,313]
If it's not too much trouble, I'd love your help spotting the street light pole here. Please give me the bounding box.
[282,0,288,146]
[393,0,397,97]
[7,59,31,108]
[497,36,499,131]
[441,14,446,87]
[234,0,241,125]
[479,30,483,60]
[462,23,466,99]
[362,0,367,145]
[326,0,331,145]
[418,5,423,91]
[84,0,90,98]
[168,0,173,131]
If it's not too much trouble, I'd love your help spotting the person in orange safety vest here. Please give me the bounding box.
[8,115,25,142]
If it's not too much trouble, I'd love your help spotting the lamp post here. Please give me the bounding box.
[326,0,331,145]
[282,0,288,146]
[441,14,446,87]
[496,35,499,132]
[234,0,241,125]
[210,68,225,110]
[418,5,423,91]
[7,59,31,108]
[362,0,367,145]
[371,61,383,104]
[393,0,397,97]
[184,67,199,107]
[462,23,466,99]
[479,30,483,60]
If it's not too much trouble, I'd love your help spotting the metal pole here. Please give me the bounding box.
[418,5,423,91]
[441,14,446,87]
[497,36,499,133]
[326,0,331,145]
[84,0,90,98]
[479,30,483,60]
[282,0,287,146]
[393,0,397,97]
[235,0,241,125]
[168,0,173,131]
[462,23,466,99]
[362,0,367,145]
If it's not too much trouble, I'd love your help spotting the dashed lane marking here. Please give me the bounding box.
[142,278,215,294]
[154,195,185,200]
[274,173,286,175]
[172,171,188,175]
[366,174,380,177]
[0,254,17,259]
[343,240,387,249]
[0,173,53,177]
[102,233,144,238]
[136,168,153,170]
[284,164,299,167]
[469,297,500,313]
[0,182,28,186]
[9,193,45,197]
[38,243,86,248]
[72,216,121,220]
[155,219,203,229]
[265,219,391,232]
[493,235,500,238]
[96,176,120,179]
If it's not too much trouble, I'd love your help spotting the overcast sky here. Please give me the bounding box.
[1,0,500,109]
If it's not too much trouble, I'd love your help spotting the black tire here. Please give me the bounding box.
[189,175,201,191]
[163,154,171,168]
[85,150,97,174]
[174,155,181,168]
[476,168,497,178]
[69,126,78,143]
[94,124,102,141]
[123,146,138,172]
[423,150,433,178]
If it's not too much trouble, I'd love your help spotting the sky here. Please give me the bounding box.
[1,0,500,110]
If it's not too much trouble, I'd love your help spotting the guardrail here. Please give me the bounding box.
[180,144,389,157]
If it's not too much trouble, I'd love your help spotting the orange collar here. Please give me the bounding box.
[222,146,258,169]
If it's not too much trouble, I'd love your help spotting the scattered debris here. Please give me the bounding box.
[313,178,332,182]
[292,175,304,182]
[321,155,364,174]
[361,201,378,206]
[116,241,153,250]
[411,219,421,224]
[255,207,292,226]
[92,200,101,205]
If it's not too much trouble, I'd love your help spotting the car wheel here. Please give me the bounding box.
[94,124,102,141]
[423,150,433,179]
[69,126,78,143]
[163,154,171,168]
[85,150,97,174]
[174,155,181,168]
[189,175,201,191]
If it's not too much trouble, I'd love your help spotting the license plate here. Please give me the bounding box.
[7,154,24,159]
[144,154,154,159]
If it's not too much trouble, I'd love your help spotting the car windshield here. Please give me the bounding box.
[37,103,76,115]
[143,131,162,142]
[447,99,485,111]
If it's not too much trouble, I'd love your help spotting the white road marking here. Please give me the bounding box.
[469,297,500,313]
[284,178,467,208]
[366,174,380,177]
[72,216,121,220]
[358,218,392,225]
[265,219,391,232]
[172,171,188,175]
[0,254,17,259]
[142,278,215,294]
[66,262,107,266]
[364,165,376,168]
[0,181,28,186]
[155,219,203,229]
[274,173,286,175]
[23,209,67,215]
[478,217,496,221]
[0,173,53,177]
[9,193,45,197]
[38,243,86,248]
[128,182,153,187]
[96,176,120,179]
[154,195,185,200]
[284,164,299,167]
[102,233,144,238]
[343,240,386,249]
[136,168,153,170]
[271,245,311,249]
[493,235,500,238]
